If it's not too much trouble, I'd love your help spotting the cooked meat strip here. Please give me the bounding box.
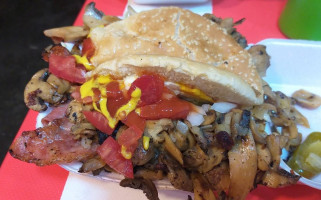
[9,118,98,166]
[120,178,160,200]
[41,103,69,126]
[42,45,71,62]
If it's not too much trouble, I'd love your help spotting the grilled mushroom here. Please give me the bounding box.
[292,89,321,109]
[24,69,70,112]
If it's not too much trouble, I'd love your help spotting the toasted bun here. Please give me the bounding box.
[90,55,262,105]
[89,7,263,105]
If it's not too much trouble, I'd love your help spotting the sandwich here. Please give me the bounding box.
[9,3,306,200]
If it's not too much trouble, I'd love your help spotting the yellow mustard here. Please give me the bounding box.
[80,76,142,129]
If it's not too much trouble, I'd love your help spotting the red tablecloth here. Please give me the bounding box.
[1,0,321,199]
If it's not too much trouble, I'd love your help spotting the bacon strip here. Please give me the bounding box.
[9,118,98,166]
[41,103,69,126]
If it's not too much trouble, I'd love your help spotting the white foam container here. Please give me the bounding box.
[258,38,321,190]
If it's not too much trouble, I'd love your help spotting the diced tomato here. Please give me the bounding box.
[121,111,146,134]
[97,137,133,178]
[118,126,143,147]
[138,98,191,120]
[82,38,95,59]
[106,82,129,117]
[106,81,123,98]
[83,111,114,135]
[49,54,86,84]
[128,75,164,106]
[117,126,143,157]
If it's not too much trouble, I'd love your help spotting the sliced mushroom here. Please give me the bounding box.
[144,119,174,145]
[66,100,86,123]
[198,146,225,173]
[249,118,268,144]
[46,73,70,94]
[44,26,89,43]
[204,161,230,193]
[251,103,276,122]
[262,80,277,104]
[83,2,120,29]
[282,122,299,139]
[160,152,193,192]
[132,138,155,166]
[272,91,310,128]
[248,45,270,77]
[228,130,257,200]
[24,69,70,112]
[201,110,216,126]
[134,169,164,181]
[183,145,207,169]
[231,110,251,137]
[266,134,288,170]
[120,178,160,200]
[214,112,233,135]
[169,129,188,151]
[292,89,321,109]
[163,131,184,165]
[261,169,300,188]
[190,126,208,151]
[256,143,272,171]
[203,13,247,48]
[71,123,96,138]
[79,156,106,173]
[191,172,216,200]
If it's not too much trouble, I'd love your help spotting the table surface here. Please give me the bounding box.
[1,0,321,199]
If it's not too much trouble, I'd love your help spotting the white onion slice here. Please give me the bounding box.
[211,102,237,113]
[187,112,204,126]
[176,120,189,134]
[61,42,75,52]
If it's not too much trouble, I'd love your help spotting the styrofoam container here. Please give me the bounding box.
[258,39,321,190]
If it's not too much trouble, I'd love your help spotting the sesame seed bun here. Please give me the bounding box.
[89,7,263,105]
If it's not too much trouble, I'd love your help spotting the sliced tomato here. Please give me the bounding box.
[138,98,191,120]
[83,111,114,135]
[121,111,146,134]
[49,54,86,84]
[97,137,133,178]
[128,75,164,106]
[82,38,95,59]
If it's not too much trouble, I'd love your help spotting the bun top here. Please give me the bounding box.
[89,7,263,104]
